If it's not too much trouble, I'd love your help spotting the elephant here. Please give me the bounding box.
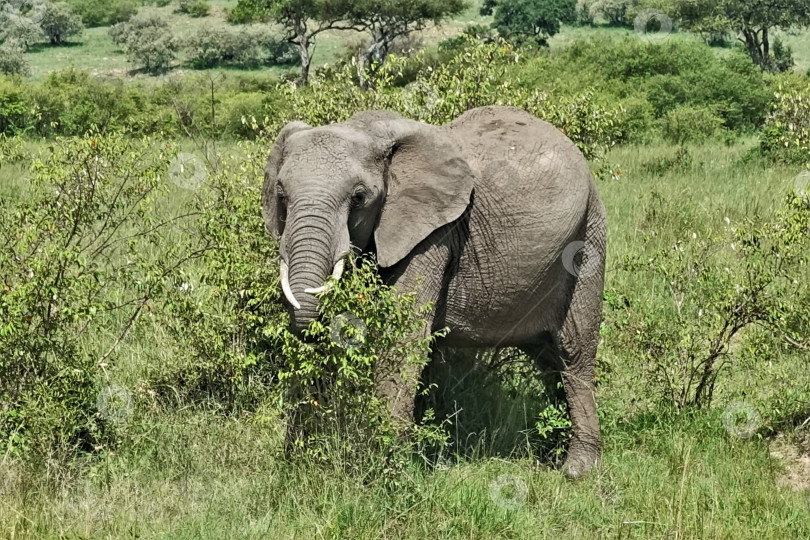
[261,105,607,478]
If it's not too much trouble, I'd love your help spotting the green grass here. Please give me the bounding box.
[2,411,808,538]
[2,136,809,538]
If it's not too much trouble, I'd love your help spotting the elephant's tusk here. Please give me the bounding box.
[280,260,301,309]
[332,258,345,281]
[304,259,345,295]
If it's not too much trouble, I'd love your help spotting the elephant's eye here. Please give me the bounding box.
[350,188,367,209]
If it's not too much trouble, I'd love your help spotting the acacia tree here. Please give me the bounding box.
[344,0,467,86]
[481,0,576,46]
[228,0,359,85]
[675,0,810,70]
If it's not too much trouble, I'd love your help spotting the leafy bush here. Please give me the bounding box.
[40,2,83,44]
[481,0,577,46]
[67,0,136,26]
[32,69,130,134]
[575,0,597,24]
[660,105,724,144]
[769,37,794,73]
[0,6,46,49]
[0,42,31,77]
[177,0,209,17]
[185,24,298,69]
[562,37,770,132]
[593,0,638,25]
[0,76,33,130]
[110,14,177,73]
[615,194,810,409]
[761,77,810,164]
[0,134,203,462]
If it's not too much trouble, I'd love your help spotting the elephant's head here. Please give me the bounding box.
[261,111,475,335]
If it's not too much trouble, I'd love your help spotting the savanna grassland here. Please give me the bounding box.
[2,0,810,538]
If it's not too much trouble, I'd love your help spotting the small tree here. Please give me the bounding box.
[40,2,83,45]
[0,1,46,50]
[110,14,177,73]
[343,0,468,86]
[0,40,31,75]
[481,0,576,46]
[227,0,357,85]
[674,0,810,71]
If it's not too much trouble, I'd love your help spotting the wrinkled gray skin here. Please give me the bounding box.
[262,106,606,478]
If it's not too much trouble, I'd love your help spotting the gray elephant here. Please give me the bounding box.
[261,106,606,478]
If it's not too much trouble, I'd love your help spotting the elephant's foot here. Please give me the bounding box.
[561,439,600,479]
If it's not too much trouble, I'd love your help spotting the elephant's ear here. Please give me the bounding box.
[352,112,474,268]
[261,121,311,238]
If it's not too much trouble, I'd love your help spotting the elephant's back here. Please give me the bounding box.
[443,106,592,213]
[443,105,592,252]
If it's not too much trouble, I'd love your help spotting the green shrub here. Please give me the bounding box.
[760,77,810,164]
[177,0,209,17]
[562,37,770,132]
[67,0,136,27]
[481,0,577,47]
[0,8,45,49]
[660,105,724,144]
[593,0,638,26]
[40,2,83,45]
[769,36,794,73]
[575,0,597,25]
[219,91,269,137]
[0,76,34,131]
[185,25,297,69]
[614,96,656,143]
[614,193,810,409]
[29,68,165,135]
[110,14,177,73]
[0,134,204,462]
[0,42,31,77]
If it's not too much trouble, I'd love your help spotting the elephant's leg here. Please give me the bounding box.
[378,237,450,425]
[555,267,604,479]
[556,338,601,479]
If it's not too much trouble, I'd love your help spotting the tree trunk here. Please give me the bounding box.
[741,28,760,67]
[299,40,311,86]
[293,17,312,86]
[762,26,770,70]
[357,39,382,89]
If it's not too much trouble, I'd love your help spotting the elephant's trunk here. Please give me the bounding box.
[282,207,346,336]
